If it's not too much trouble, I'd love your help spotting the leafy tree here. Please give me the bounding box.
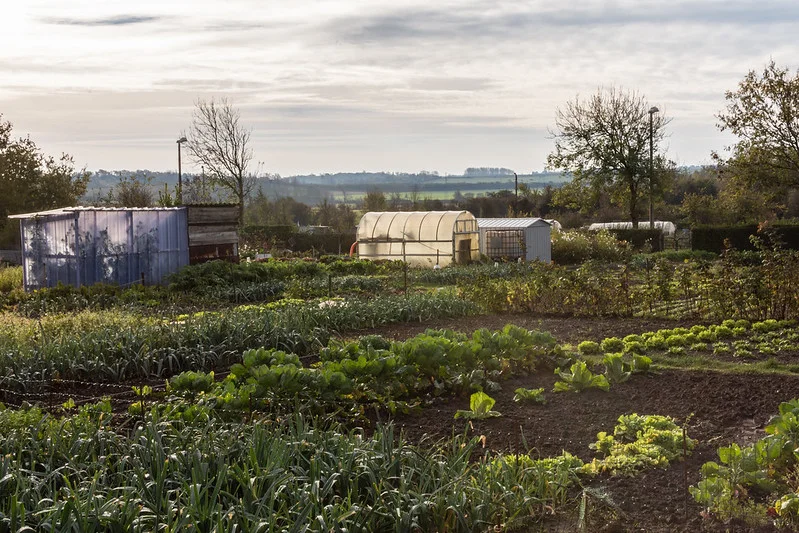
[315,199,356,233]
[102,174,155,207]
[245,190,312,226]
[363,188,387,211]
[187,98,256,225]
[547,87,670,227]
[681,177,773,225]
[0,114,89,232]
[717,61,799,190]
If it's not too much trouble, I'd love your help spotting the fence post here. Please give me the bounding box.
[403,262,408,297]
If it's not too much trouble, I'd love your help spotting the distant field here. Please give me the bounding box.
[331,180,561,203]
[331,189,503,202]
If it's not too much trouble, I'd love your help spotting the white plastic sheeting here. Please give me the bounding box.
[357,211,480,267]
[587,221,677,236]
[15,207,189,290]
[476,218,552,262]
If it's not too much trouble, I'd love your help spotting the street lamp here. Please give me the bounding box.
[648,106,659,229]
[176,136,188,204]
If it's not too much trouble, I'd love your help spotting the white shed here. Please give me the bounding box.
[357,211,480,268]
[476,218,552,263]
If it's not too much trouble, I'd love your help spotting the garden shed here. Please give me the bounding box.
[476,218,552,262]
[356,211,480,267]
[11,207,189,291]
[11,205,240,291]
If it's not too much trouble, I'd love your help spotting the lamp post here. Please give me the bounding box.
[648,107,659,229]
[176,136,188,204]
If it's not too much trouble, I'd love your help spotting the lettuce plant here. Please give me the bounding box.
[554,361,610,393]
[454,391,502,419]
[600,337,624,353]
[603,354,631,383]
[513,387,546,404]
[631,355,653,374]
[577,341,601,355]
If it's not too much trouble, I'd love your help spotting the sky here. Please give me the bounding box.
[1,0,798,177]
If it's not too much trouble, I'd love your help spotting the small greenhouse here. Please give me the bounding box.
[356,211,480,267]
[12,207,189,291]
[476,218,552,262]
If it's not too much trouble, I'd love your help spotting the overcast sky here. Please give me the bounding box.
[2,0,798,176]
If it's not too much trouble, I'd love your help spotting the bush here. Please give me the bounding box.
[634,249,718,262]
[692,223,799,253]
[0,266,23,292]
[551,230,627,264]
[607,228,664,252]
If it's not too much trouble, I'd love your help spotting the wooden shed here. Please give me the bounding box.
[186,204,240,264]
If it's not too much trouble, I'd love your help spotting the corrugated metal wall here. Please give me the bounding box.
[21,213,79,290]
[21,209,189,290]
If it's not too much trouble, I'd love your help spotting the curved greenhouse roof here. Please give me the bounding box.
[357,211,479,267]
[588,221,676,236]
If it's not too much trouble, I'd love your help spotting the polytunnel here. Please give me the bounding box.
[356,211,480,267]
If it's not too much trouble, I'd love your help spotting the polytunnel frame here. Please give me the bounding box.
[357,211,479,266]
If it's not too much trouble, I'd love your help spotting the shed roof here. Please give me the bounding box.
[9,206,185,219]
[476,218,550,229]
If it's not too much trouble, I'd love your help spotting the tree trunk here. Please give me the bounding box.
[629,180,639,228]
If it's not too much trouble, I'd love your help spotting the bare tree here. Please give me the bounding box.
[547,87,670,227]
[187,98,255,224]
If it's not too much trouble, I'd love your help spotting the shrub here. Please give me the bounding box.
[0,266,23,292]
[551,230,627,264]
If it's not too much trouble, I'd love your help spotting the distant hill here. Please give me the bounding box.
[83,169,571,205]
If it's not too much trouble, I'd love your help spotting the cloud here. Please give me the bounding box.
[41,15,162,27]
[324,1,799,46]
[409,76,494,92]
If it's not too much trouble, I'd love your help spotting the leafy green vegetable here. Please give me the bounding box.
[513,387,546,404]
[631,355,653,374]
[554,361,610,393]
[454,391,502,419]
[603,354,631,383]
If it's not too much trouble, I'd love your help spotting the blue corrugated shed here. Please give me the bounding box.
[10,207,189,291]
